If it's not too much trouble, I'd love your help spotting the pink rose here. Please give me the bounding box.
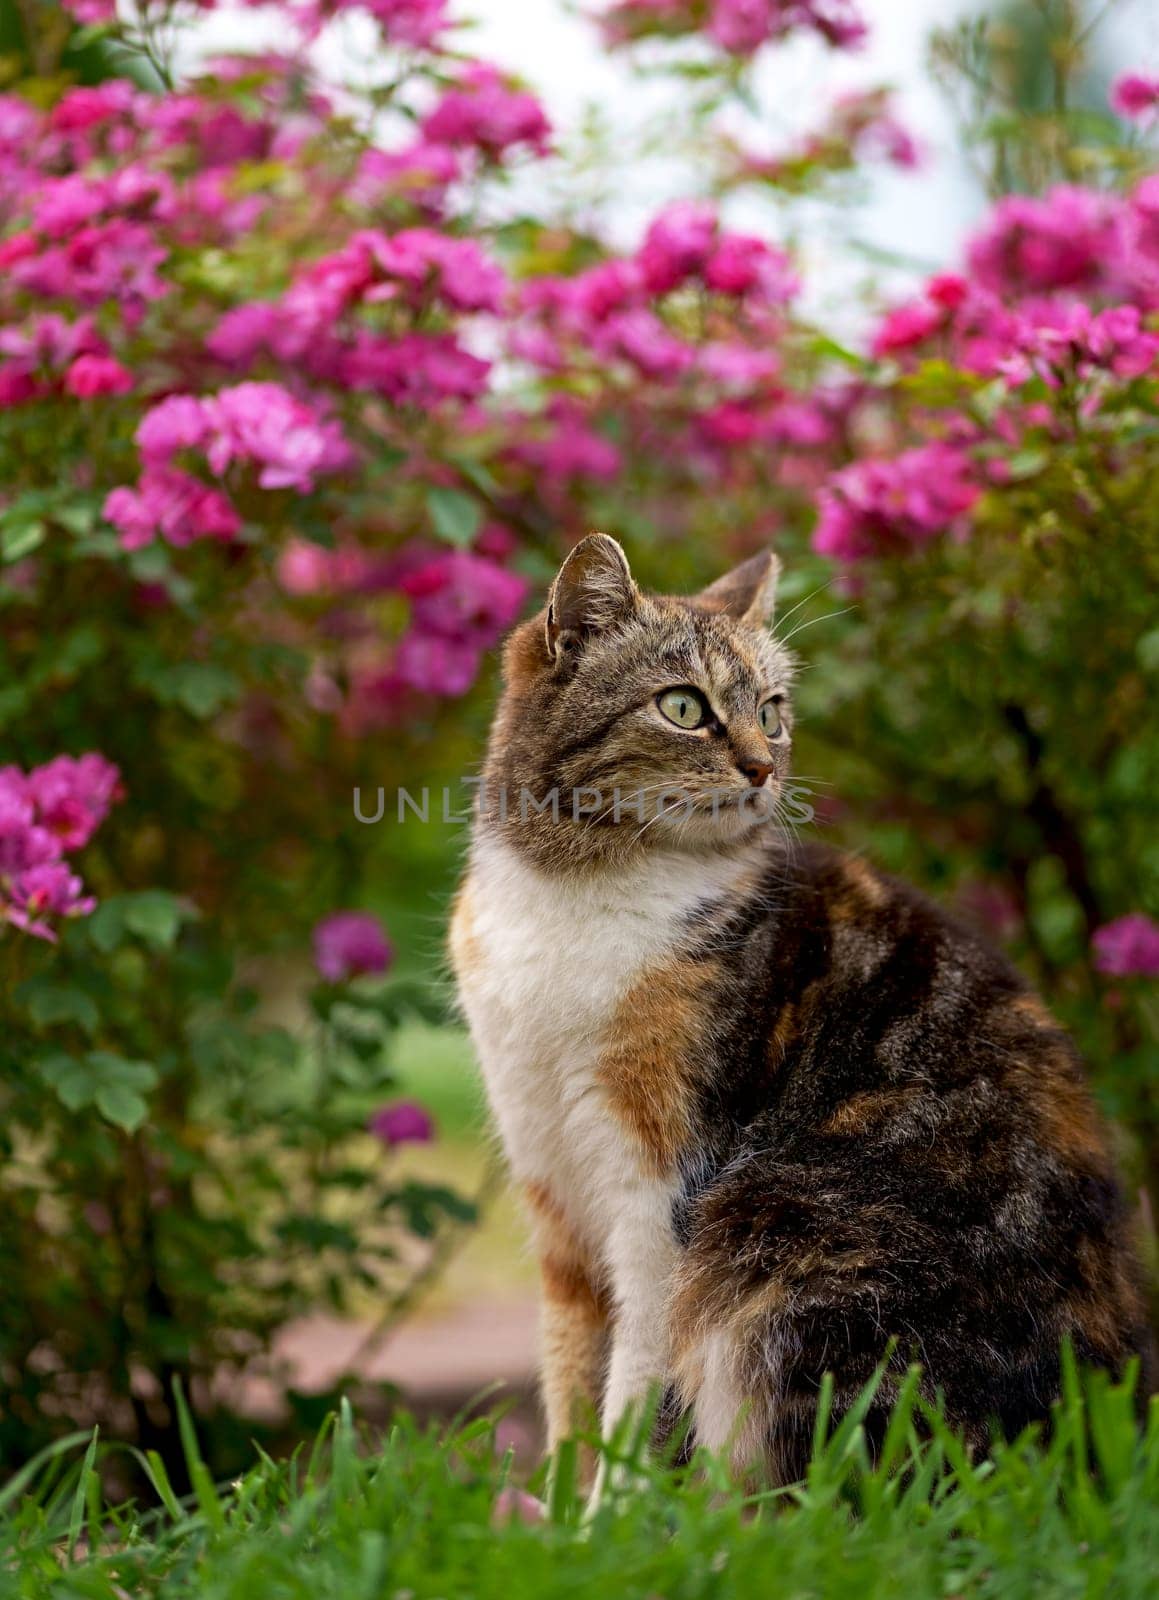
[1092,915,1159,978]
[313,910,393,982]
[65,354,133,398]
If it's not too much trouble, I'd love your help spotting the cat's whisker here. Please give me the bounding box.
[775,605,857,646]
[768,578,835,635]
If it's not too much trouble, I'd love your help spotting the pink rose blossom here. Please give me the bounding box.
[400,550,527,644]
[0,755,120,941]
[342,332,491,406]
[1111,73,1159,121]
[595,308,693,380]
[104,467,242,550]
[313,909,393,981]
[278,538,337,595]
[56,0,118,22]
[64,354,133,398]
[137,394,212,460]
[1092,914,1159,978]
[205,382,353,490]
[421,64,550,160]
[0,368,43,407]
[637,200,717,293]
[871,298,944,359]
[968,185,1125,297]
[393,629,481,695]
[509,401,622,485]
[704,233,798,302]
[359,0,450,46]
[25,753,122,850]
[138,385,352,493]
[927,273,969,310]
[814,443,980,562]
[367,227,507,313]
[368,1100,435,1146]
[352,140,460,211]
[48,81,137,134]
[207,304,282,367]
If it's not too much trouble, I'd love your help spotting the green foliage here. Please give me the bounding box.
[1,1366,1158,1598]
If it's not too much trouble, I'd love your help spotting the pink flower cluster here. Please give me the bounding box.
[336,548,528,719]
[104,468,242,552]
[965,179,1159,307]
[1092,914,1159,978]
[56,0,117,22]
[209,229,505,406]
[601,0,867,54]
[344,0,449,47]
[813,443,980,561]
[997,302,1159,387]
[873,277,1159,389]
[515,201,797,386]
[392,549,529,697]
[0,754,121,940]
[0,312,131,408]
[421,64,550,160]
[105,383,351,548]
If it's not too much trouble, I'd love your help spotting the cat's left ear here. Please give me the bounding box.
[545,533,639,662]
[696,550,781,628]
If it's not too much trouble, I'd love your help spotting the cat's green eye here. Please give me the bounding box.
[759,698,783,738]
[658,687,707,730]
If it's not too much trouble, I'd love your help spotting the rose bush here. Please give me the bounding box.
[1,0,1156,1470]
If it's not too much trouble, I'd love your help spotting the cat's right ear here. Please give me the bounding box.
[545,533,638,664]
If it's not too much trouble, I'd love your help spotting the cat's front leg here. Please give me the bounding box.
[524,1180,610,1479]
[590,1184,679,1508]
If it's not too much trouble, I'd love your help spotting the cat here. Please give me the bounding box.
[450,532,1152,1486]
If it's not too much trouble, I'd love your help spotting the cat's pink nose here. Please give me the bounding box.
[739,758,775,788]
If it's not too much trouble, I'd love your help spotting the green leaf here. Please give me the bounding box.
[36,1048,157,1126]
[1,518,45,562]
[94,1082,149,1132]
[158,662,242,719]
[19,980,100,1035]
[1137,628,1159,674]
[808,333,870,372]
[448,456,501,498]
[87,1052,158,1092]
[1005,448,1049,481]
[425,486,482,548]
[89,1053,157,1130]
[36,1053,96,1112]
[122,889,188,949]
[88,890,196,951]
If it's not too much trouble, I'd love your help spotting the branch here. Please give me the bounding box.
[1002,703,1102,937]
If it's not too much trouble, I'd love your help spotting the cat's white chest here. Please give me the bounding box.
[452,836,742,1258]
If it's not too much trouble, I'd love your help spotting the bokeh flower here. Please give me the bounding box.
[368,1100,435,1146]
[313,910,394,981]
[1092,914,1159,978]
[814,443,980,561]
[1111,73,1159,121]
[0,755,121,939]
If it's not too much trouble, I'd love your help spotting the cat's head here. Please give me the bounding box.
[479,534,796,868]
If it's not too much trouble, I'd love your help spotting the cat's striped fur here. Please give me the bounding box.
[450,534,1150,1484]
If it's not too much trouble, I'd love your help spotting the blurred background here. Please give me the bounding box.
[1,0,1157,1488]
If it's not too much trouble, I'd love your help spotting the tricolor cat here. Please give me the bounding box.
[451,533,1150,1484]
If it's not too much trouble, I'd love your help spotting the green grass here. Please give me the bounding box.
[4,1358,1158,1598]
